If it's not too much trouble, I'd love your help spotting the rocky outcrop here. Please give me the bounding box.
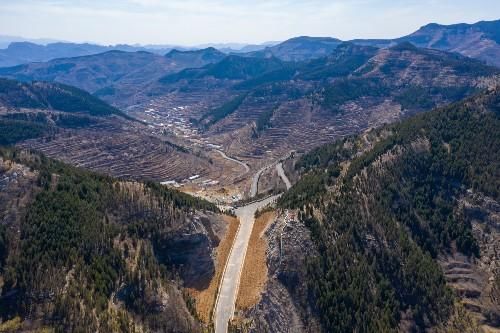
[242,211,321,333]
[439,192,500,328]
[160,214,223,289]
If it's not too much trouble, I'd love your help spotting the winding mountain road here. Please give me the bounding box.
[250,152,294,197]
[250,164,274,197]
[216,150,250,175]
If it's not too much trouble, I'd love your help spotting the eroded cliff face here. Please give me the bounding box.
[240,211,321,333]
[159,214,224,289]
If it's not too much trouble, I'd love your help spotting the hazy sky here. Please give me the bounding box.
[0,0,499,46]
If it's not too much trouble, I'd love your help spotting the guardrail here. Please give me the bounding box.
[232,192,282,208]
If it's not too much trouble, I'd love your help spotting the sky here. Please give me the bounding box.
[0,0,499,46]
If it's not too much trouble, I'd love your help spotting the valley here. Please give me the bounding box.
[0,16,499,333]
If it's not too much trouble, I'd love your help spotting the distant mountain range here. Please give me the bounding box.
[2,38,496,114]
[0,48,226,95]
[1,19,498,69]
[0,42,178,68]
[161,41,498,93]
[248,36,343,61]
[0,39,277,68]
[0,35,64,48]
[252,19,500,66]
[353,19,500,67]
[196,41,280,53]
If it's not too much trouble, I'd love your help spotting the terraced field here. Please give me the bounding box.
[17,117,215,182]
[206,96,402,169]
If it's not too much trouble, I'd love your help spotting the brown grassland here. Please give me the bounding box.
[236,211,276,310]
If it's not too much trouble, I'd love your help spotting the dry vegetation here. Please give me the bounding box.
[236,211,275,310]
[434,303,484,333]
[17,119,214,182]
[188,215,239,323]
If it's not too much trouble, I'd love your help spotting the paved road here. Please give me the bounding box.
[214,195,280,333]
[250,151,295,197]
[250,164,274,197]
[276,162,292,190]
[216,150,250,175]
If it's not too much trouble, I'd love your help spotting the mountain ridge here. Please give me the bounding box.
[0,146,225,332]
[0,41,177,68]
[247,36,344,61]
[0,48,226,96]
[238,84,500,332]
[0,78,124,117]
[353,19,500,67]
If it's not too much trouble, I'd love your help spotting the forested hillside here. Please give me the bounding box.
[0,78,124,117]
[159,55,287,84]
[259,87,500,332]
[0,78,133,146]
[164,47,226,69]
[0,148,225,332]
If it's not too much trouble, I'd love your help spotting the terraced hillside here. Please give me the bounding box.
[1,40,498,193]
[154,42,499,168]
[1,41,497,172]
[0,79,243,186]
[16,118,213,182]
[239,86,500,332]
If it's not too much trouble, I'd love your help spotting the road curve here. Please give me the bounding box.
[276,162,292,190]
[250,151,295,197]
[216,150,250,175]
[250,164,274,197]
[214,195,280,333]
